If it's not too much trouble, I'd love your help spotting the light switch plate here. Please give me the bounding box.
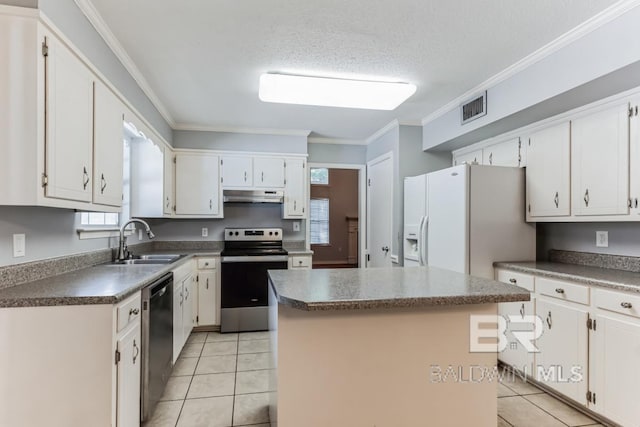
[13,234,25,257]
[293,221,301,232]
[202,227,208,237]
[596,231,608,248]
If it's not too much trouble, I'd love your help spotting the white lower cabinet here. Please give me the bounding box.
[589,289,640,426]
[173,260,196,363]
[116,321,142,427]
[288,255,312,269]
[0,291,142,427]
[535,297,589,404]
[498,299,535,373]
[196,257,220,326]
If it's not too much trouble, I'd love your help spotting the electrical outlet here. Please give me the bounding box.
[202,227,208,237]
[293,221,301,232]
[13,234,25,258]
[596,231,608,248]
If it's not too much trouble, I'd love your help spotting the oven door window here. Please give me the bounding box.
[221,261,287,308]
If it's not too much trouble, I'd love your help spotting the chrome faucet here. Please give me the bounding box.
[117,219,156,260]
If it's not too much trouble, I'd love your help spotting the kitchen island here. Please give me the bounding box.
[267,266,530,427]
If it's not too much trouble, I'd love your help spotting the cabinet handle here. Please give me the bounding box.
[509,278,517,284]
[382,246,389,253]
[100,174,107,194]
[180,291,183,305]
[519,303,525,318]
[133,339,139,364]
[185,287,189,300]
[251,298,259,302]
[621,302,633,309]
[635,198,639,209]
[83,167,90,190]
[166,196,170,209]
[261,171,264,182]
[294,200,296,211]
[584,189,589,207]
[554,191,559,208]
[489,153,493,165]
[206,278,209,289]
[244,171,247,182]
[129,307,140,316]
[546,311,553,329]
[555,288,565,294]
[209,199,212,210]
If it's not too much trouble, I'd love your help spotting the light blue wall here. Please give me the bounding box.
[307,143,366,165]
[173,130,307,154]
[38,0,172,142]
[0,0,36,7]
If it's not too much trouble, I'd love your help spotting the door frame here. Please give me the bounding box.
[366,151,394,268]
[307,162,367,268]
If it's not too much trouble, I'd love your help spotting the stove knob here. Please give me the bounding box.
[275,231,279,236]
[269,232,273,236]
[235,231,239,236]
[228,231,233,236]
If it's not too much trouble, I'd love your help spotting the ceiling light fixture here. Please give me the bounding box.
[258,73,417,110]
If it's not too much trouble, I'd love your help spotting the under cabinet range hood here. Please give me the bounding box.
[223,190,284,204]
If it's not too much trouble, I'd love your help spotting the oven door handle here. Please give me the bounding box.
[222,255,289,263]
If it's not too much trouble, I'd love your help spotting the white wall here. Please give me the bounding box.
[423,5,640,151]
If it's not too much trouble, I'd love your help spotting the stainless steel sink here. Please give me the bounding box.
[109,254,185,265]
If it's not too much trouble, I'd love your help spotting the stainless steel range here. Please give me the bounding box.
[220,228,288,333]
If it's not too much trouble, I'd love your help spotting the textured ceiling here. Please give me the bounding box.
[89,0,618,140]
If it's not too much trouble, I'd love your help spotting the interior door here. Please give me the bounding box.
[366,153,393,267]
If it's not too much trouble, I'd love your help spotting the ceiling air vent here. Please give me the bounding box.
[460,91,487,125]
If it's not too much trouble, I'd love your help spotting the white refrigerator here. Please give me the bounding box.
[425,164,536,279]
[403,174,427,267]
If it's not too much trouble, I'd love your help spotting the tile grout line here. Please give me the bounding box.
[174,337,206,427]
[231,333,240,427]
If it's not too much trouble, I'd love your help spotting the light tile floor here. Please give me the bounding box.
[498,370,605,427]
[146,331,607,427]
[144,331,273,427]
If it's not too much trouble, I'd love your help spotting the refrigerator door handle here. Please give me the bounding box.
[419,216,429,266]
[417,216,425,265]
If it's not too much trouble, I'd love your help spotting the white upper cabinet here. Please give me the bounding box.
[221,156,253,187]
[482,137,521,167]
[629,99,640,215]
[130,130,167,218]
[163,145,174,215]
[453,149,483,166]
[254,157,285,188]
[571,103,630,216]
[526,122,571,218]
[93,80,124,207]
[175,152,222,217]
[283,158,306,218]
[44,33,94,203]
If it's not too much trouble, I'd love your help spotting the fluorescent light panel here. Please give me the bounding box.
[259,73,416,110]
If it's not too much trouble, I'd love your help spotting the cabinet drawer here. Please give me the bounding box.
[495,269,534,292]
[536,277,590,305]
[197,257,217,270]
[116,292,142,333]
[594,289,640,319]
[290,256,311,269]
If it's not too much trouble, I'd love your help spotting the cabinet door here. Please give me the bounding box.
[172,283,183,364]
[283,158,306,218]
[453,149,482,166]
[45,34,94,203]
[163,145,174,215]
[254,157,285,188]
[116,322,141,427]
[130,136,165,218]
[175,153,221,216]
[572,103,629,216]
[498,299,535,374]
[535,298,589,403]
[197,271,218,326]
[482,138,521,167]
[629,99,640,215]
[93,80,124,207]
[590,312,640,425]
[182,275,195,348]
[526,122,571,217]
[221,156,252,187]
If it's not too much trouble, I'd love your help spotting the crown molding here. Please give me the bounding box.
[0,4,38,17]
[421,0,640,126]
[74,0,176,127]
[307,137,368,145]
[365,119,399,144]
[173,123,312,137]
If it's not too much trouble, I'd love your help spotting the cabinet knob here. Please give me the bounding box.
[621,302,633,309]
[555,288,565,294]
[129,307,140,316]
[298,260,303,265]
[206,278,209,289]
[509,278,517,284]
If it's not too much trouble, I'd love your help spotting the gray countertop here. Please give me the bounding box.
[268,266,530,311]
[495,261,640,294]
